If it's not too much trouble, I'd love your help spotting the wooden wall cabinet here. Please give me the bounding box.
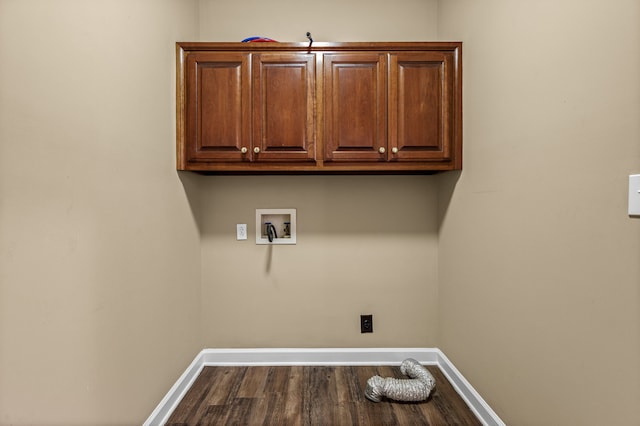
[177,42,462,173]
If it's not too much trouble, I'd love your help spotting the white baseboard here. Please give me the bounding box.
[144,348,504,426]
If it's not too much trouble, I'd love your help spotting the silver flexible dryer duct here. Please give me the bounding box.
[364,358,436,403]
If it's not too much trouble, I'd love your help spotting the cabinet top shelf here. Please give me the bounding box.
[176,41,462,53]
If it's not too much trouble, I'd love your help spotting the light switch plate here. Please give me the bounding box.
[629,175,640,216]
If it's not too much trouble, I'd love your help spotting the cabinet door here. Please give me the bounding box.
[323,53,387,161]
[252,53,316,162]
[184,52,251,163]
[388,51,457,162]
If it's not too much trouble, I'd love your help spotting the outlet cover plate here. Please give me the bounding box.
[236,224,247,240]
[360,314,373,333]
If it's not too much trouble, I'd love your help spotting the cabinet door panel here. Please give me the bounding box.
[324,53,387,161]
[253,53,315,161]
[389,51,455,161]
[186,52,251,162]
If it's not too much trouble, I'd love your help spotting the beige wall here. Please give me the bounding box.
[197,0,438,42]
[199,176,439,348]
[195,0,441,349]
[0,1,202,425]
[437,1,640,425]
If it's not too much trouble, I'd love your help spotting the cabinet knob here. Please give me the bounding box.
[241,147,248,154]
[254,147,260,154]
[378,147,386,154]
[391,147,398,154]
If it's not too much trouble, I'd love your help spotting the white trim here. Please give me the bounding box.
[144,348,505,426]
[434,350,505,426]
[143,352,206,426]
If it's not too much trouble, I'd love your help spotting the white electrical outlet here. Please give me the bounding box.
[236,224,247,240]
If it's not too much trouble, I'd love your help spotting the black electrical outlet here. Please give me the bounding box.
[361,314,373,333]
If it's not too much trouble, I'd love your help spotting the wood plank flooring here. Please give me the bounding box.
[166,365,482,425]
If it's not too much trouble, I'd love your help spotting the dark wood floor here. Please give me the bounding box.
[166,364,482,425]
